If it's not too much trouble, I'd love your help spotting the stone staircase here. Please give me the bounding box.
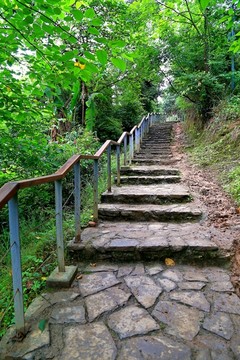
[68,122,225,263]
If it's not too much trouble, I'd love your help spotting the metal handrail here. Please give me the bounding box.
[0,112,160,336]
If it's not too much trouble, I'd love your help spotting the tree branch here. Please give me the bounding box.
[0,13,51,67]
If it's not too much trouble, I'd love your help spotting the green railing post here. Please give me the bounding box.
[55,180,65,272]
[93,159,99,222]
[8,194,25,335]
[74,161,81,243]
[107,145,112,192]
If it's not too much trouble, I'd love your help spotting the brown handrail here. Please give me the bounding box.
[0,113,155,209]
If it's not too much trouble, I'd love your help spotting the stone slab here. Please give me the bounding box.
[61,323,117,360]
[170,290,210,312]
[124,275,162,308]
[118,336,191,360]
[78,272,120,296]
[203,312,234,340]
[152,300,204,340]
[107,305,159,339]
[213,293,240,315]
[85,286,131,322]
[50,305,86,324]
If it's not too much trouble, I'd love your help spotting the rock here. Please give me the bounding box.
[182,269,208,282]
[152,301,203,341]
[61,323,117,360]
[117,265,134,277]
[118,335,191,360]
[213,293,240,315]
[131,264,145,275]
[50,305,86,324]
[107,306,159,339]
[124,275,162,308]
[170,291,210,312]
[179,282,206,290]
[161,269,183,282]
[85,286,131,322]
[210,281,234,292]
[157,278,177,292]
[203,312,234,340]
[78,272,120,296]
[145,265,164,276]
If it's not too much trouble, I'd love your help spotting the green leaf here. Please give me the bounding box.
[84,51,95,61]
[72,9,83,21]
[85,8,96,18]
[110,40,126,48]
[90,18,102,27]
[62,50,78,61]
[199,0,210,11]
[96,50,108,65]
[95,37,107,44]
[88,27,100,36]
[111,58,126,72]
[38,319,47,332]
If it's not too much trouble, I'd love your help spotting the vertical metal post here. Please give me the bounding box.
[8,195,25,334]
[93,159,99,222]
[116,145,121,186]
[107,145,111,192]
[55,180,65,272]
[137,128,140,152]
[124,136,127,165]
[134,128,138,151]
[129,134,133,164]
[74,162,81,243]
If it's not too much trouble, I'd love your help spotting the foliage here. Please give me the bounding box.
[186,95,240,204]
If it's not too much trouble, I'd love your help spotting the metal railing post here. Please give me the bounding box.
[74,162,81,243]
[55,180,65,272]
[116,145,121,186]
[107,145,112,192]
[93,159,99,222]
[129,133,133,164]
[123,136,127,166]
[8,194,25,335]
[134,128,138,152]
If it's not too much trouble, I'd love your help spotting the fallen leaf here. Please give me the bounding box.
[165,258,175,266]
[90,263,96,267]
[38,319,47,332]
[76,274,83,280]
[89,221,97,227]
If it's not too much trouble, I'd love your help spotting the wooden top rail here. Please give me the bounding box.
[0,114,154,209]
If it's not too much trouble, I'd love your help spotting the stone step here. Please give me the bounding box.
[134,154,173,159]
[132,158,178,165]
[117,175,181,185]
[120,166,180,176]
[101,184,191,205]
[67,222,227,263]
[136,151,172,155]
[98,203,202,222]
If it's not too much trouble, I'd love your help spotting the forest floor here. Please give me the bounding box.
[172,122,240,297]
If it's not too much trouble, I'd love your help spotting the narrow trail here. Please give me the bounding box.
[1,121,240,359]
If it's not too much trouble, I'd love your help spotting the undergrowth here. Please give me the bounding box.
[0,131,117,339]
[184,96,240,205]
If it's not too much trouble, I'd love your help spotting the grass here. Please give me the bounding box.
[185,116,240,206]
[0,150,119,339]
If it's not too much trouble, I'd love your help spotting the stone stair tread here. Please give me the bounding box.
[121,165,179,176]
[118,175,181,184]
[102,184,190,197]
[67,222,226,262]
[98,202,202,222]
[132,158,179,165]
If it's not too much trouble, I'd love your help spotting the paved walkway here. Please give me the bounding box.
[1,122,239,359]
